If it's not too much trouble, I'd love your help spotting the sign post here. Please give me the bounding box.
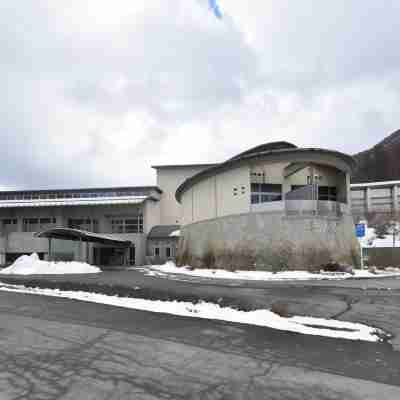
[355,223,366,269]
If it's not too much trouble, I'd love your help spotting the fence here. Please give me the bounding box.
[364,247,400,267]
[285,184,343,217]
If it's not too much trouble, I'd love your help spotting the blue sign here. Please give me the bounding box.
[356,223,366,238]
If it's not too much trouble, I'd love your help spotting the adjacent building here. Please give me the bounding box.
[350,180,400,220]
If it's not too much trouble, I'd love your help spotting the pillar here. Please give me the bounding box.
[393,185,399,213]
[366,187,372,214]
[48,238,52,261]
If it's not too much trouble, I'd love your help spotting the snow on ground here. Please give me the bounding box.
[0,282,384,342]
[360,225,400,248]
[148,262,400,281]
[0,253,100,275]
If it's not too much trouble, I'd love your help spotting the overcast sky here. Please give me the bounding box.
[1,1,400,190]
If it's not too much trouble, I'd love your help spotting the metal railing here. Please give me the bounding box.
[285,185,344,217]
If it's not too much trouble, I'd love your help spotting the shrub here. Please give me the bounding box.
[271,302,290,318]
[202,249,216,269]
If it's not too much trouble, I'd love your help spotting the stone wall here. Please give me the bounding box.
[177,211,360,270]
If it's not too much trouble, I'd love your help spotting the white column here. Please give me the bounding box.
[366,187,372,213]
[393,185,399,213]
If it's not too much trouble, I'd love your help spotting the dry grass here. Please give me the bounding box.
[271,302,290,318]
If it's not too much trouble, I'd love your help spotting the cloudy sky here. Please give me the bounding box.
[1,0,400,190]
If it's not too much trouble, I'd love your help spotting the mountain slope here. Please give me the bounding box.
[352,129,400,183]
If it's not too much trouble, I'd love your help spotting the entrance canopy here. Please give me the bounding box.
[35,228,132,248]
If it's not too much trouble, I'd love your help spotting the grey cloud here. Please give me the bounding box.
[0,1,399,190]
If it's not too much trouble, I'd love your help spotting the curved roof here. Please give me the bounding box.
[228,141,297,161]
[35,228,132,247]
[175,143,356,203]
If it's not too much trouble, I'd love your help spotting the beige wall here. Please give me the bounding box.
[181,165,251,225]
[155,165,214,226]
[143,199,161,234]
[216,165,251,217]
[180,160,348,226]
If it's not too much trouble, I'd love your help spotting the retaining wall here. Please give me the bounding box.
[177,211,360,270]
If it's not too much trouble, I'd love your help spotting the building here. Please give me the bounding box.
[0,164,213,267]
[0,141,360,269]
[350,180,400,219]
[175,142,359,269]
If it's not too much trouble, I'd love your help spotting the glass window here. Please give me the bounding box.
[111,215,143,234]
[166,247,171,258]
[318,186,337,201]
[68,218,98,232]
[251,183,282,204]
[154,247,160,257]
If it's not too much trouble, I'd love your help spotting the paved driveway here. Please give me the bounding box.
[0,291,400,399]
[2,269,400,350]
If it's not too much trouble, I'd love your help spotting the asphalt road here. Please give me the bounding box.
[0,290,400,399]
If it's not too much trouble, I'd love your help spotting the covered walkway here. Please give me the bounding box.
[35,228,132,265]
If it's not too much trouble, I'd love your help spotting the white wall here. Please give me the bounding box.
[143,199,161,234]
[156,165,214,225]
[181,165,251,225]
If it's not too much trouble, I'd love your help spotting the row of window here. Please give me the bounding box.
[153,246,175,258]
[1,216,144,234]
[0,190,149,201]
[68,218,99,232]
[22,218,57,232]
[111,216,144,234]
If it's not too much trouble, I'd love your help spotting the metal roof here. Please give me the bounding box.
[151,163,218,169]
[148,225,180,239]
[0,195,149,208]
[0,186,162,195]
[35,228,132,247]
[350,180,400,188]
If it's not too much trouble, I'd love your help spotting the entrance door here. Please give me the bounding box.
[128,246,135,266]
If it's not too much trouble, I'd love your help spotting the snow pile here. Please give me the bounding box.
[0,283,385,342]
[149,262,400,281]
[360,224,400,248]
[0,253,100,275]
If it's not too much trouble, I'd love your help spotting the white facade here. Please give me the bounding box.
[154,164,216,226]
[350,180,400,216]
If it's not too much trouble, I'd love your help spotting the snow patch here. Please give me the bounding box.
[169,230,180,237]
[0,283,384,342]
[360,225,400,248]
[0,253,100,275]
[148,262,400,281]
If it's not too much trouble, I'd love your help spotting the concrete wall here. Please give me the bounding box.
[156,165,214,226]
[143,199,161,234]
[178,211,359,270]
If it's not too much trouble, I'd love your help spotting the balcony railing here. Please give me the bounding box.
[285,184,345,217]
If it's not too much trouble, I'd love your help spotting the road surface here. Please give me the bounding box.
[0,290,399,399]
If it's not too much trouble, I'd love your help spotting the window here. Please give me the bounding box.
[251,183,282,204]
[68,218,98,232]
[154,247,160,257]
[318,186,337,201]
[23,217,56,232]
[3,219,18,233]
[111,215,143,234]
[166,247,171,258]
